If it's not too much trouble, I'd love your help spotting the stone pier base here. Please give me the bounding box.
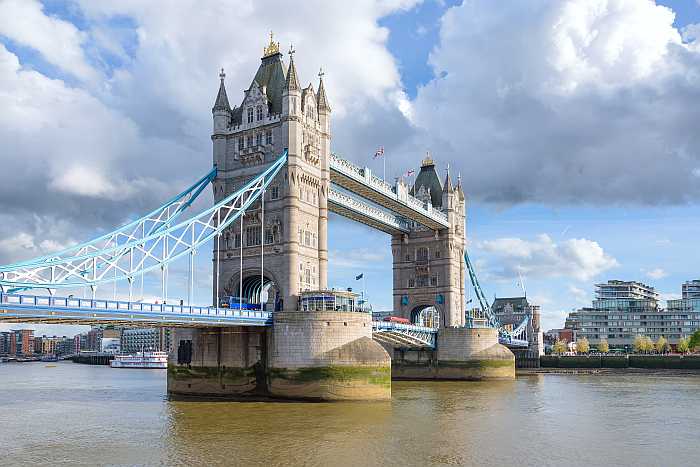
[269,311,391,401]
[167,311,391,401]
[167,326,267,399]
[391,327,515,381]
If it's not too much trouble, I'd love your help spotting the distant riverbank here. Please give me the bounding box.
[519,367,700,376]
[539,354,700,371]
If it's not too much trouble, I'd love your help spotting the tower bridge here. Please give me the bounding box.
[0,36,527,401]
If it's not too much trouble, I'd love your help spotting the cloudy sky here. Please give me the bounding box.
[1,0,700,335]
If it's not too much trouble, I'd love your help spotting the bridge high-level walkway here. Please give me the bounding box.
[329,153,449,231]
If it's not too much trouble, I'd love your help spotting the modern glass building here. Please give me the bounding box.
[565,280,700,350]
[682,280,700,299]
[120,328,171,354]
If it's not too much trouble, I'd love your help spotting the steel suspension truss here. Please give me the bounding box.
[463,251,530,346]
[1,169,216,272]
[372,321,437,349]
[0,151,288,298]
[500,314,530,347]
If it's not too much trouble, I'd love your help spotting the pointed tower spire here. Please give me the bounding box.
[317,67,331,112]
[456,172,465,200]
[285,45,300,91]
[212,68,231,112]
[444,163,453,192]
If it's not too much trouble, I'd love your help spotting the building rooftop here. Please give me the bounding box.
[410,154,443,208]
[594,280,658,300]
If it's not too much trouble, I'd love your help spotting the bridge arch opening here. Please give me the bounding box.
[224,272,281,311]
[410,305,441,329]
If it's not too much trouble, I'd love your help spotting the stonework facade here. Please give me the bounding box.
[212,40,330,310]
[392,157,467,328]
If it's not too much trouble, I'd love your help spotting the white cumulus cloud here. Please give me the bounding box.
[0,0,97,81]
[479,233,618,281]
[645,267,668,280]
[408,0,700,204]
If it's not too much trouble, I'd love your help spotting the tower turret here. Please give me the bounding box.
[456,172,465,202]
[317,68,331,135]
[442,164,454,210]
[283,45,301,118]
[212,68,231,171]
[212,68,231,133]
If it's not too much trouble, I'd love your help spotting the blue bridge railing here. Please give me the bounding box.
[0,292,273,327]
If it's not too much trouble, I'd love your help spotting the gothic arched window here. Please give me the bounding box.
[256,105,263,121]
[417,247,429,263]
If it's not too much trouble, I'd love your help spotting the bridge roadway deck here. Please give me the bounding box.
[0,293,272,327]
[329,154,449,231]
[0,292,528,349]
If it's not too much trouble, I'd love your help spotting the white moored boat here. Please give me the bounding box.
[110,351,168,369]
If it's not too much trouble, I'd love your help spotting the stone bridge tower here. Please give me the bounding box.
[392,155,466,328]
[211,36,331,310]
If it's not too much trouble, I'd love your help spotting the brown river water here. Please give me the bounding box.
[1,361,698,466]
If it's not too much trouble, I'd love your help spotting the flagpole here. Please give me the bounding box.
[383,154,386,181]
[363,275,366,305]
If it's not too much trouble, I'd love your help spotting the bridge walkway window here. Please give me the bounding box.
[299,290,364,313]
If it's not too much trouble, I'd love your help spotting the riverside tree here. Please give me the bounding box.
[677,337,690,354]
[576,337,590,354]
[634,335,654,354]
[553,339,567,355]
[689,330,700,352]
[597,339,609,353]
[655,336,670,354]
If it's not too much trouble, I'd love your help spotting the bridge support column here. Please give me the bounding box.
[391,328,515,381]
[268,311,391,401]
[167,326,268,399]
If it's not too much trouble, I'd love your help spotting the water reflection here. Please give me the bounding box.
[2,363,700,467]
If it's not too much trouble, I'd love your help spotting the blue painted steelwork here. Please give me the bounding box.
[0,151,287,291]
[0,292,272,327]
[464,251,500,328]
[372,320,437,348]
[463,251,530,347]
[499,315,530,348]
[0,168,217,271]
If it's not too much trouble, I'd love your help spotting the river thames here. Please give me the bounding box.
[1,362,698,466]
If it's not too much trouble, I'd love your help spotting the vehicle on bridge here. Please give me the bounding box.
[383,316,411,324]
[219,296,261,311]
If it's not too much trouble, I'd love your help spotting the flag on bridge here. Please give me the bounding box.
[405,169,415,177]
[373,146,384,159]
[355,273,364,280]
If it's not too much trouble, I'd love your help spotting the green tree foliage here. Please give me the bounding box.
[677,337,690,354]
[655,336,670,354]
[634,335,654,354]
[689,330,700,352]
[597,339,609,353]
[552,339,567,355]
[575,337,590,354]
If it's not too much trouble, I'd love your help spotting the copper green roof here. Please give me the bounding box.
[253,52,287,114]
[411,161,443,208]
